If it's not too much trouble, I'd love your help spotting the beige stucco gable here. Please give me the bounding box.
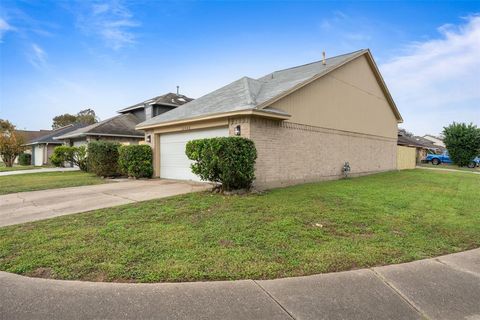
[267,54,399,139]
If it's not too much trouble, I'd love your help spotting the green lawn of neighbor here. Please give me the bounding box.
[0,171,107,195]
[0,163,36,172]
[0,169,479,282]
[418,162,479,172]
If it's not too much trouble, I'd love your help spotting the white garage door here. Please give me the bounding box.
[160,127,229,181]
[34,145,44,166]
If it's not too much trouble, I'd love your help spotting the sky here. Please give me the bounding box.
[0,0,479,136]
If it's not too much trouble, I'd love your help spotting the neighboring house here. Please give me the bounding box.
[413,136,445,154]
[54,92,193,146]
[137,49,403,189]
[117,92,194,122]
[17,129,52,145]
[422,134,445,148]
[2,129,51,164]
[397,133,430,165]
[24,124,86,166]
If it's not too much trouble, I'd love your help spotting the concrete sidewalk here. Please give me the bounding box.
[0,179,209,227]
[0,248,479,320]
[0,167,80,176]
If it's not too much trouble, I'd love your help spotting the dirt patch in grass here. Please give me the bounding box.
[27,267,54,278]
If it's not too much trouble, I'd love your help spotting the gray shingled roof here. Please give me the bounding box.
[118,93,194,114]
[137,50,367,128]
[54,114,144,140]
[397,134,429,148]
[25,124,87,145]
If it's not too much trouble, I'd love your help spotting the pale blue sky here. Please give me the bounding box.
[0,1,479,135]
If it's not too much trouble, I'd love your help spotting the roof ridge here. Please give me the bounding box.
[264,49,367,77]
[242,77,258,105]
[51,123,75,131]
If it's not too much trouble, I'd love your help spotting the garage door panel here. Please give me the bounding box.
[34,145,43,166]
[160,127,228,181]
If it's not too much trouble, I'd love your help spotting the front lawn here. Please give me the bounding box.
[0,163,36,172]
[418,162,479,172]
[0,171,107,195]
[0,169,478,282]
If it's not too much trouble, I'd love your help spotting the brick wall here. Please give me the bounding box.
[230,116,397,189]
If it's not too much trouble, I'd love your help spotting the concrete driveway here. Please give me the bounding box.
[0,179,209,227]
[0,248,478,320]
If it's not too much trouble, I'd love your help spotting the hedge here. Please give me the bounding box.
[87,141,120,177]
[18,153,31,166]
[185,136,257,191]
[118,144,153,178]
[50,145,88,171]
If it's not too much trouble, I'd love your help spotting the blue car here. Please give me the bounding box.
[426,151,479,168]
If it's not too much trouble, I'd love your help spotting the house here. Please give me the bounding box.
[5,129,52,164]
[422,134,445,148]
[137,49,403,189]
[413,136,445,154]
[117,92,194,122]
[24,124,86,166]
[54,92,193,146]
[397,132,430,168]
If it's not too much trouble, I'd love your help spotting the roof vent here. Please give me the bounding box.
[176,85,179,95]
[322,51,326,66]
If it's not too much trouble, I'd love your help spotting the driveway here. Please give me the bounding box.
[0,248,478,319]
[0,179,209,227]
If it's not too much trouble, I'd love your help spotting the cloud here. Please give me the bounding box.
[318,11,374,51]
[27,43,48,69]
[76,0,140,50]
[0,18,14,41]
[381,14,480,135]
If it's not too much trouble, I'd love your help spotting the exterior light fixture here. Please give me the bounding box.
[234,125,241,136]
[146,135,151,143]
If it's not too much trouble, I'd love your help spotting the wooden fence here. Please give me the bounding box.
[397,145,416,170]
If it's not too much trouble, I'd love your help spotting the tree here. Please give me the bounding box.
[52,114,77,129]
[76,108,98,126]
[398,128,414,137]
[443,122,480,167]
[52,108,98,129]
[0,119,25,167]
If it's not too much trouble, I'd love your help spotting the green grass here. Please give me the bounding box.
[418,163,479,172]
[0,171,107,195]
[0,163,36,172]
[0,169,479,282]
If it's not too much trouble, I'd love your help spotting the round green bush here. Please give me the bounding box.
[87,141,120,177]
[118,144,153,178]
[18,153,31,166]
[50,145,88,171]
[186,136,257,191]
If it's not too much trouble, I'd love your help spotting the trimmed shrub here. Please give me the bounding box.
[443,122,480,167]
[50,145,88,171]
[186,136,257,191]
[87,141,120,177]
[118,144,153,178]
[50,146,73,167]
[18,153,31,166]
